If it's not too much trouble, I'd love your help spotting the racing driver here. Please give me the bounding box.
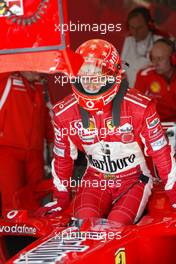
[51,39,176,226]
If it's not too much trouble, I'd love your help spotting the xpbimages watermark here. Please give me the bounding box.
[54,73,121,86]
[58,229,122,243]
[56,177,122,191]
[55,21,122,35]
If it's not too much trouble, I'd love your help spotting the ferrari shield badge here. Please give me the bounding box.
[115,247,126,264]
[0,1,23,17]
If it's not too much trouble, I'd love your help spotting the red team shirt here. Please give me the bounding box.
[0,73,54,211]
[0,73,53,150]
[135,67,176,122]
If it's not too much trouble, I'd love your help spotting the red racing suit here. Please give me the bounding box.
[52,88,176,224]
[135,67,176,122]
[0,73,54,212]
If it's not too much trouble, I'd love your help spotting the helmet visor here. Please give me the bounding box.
[77,57,118,94]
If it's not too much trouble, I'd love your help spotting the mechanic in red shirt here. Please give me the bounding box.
[135,38,176,122]
[51,39,176,226]
[0,71,54,213]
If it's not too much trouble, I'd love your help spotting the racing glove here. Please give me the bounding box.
[34,191,70,218]
[47,190,70,212]
[43,189,70,214]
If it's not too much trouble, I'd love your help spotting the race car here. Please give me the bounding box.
[0,123,175,264]
[0,182,175,264]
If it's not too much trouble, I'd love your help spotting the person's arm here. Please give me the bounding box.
[140,102,176,206]
[51,111,78,210]
[0,73,11,106]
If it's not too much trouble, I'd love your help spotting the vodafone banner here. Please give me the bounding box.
[0,0,83,74]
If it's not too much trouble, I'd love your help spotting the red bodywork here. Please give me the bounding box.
[0,183,175,264]
[0,0,83,74]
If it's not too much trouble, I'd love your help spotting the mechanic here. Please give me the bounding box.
[51,39,176,226]
[135,38,176,122]
[0,71,54,213]
[121,7,168,88]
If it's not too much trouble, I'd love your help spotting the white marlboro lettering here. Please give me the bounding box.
[83,141,147,174]
[88,154,136,173]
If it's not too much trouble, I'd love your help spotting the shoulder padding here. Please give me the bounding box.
[53,94,77,115]
[124,88,151,109]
